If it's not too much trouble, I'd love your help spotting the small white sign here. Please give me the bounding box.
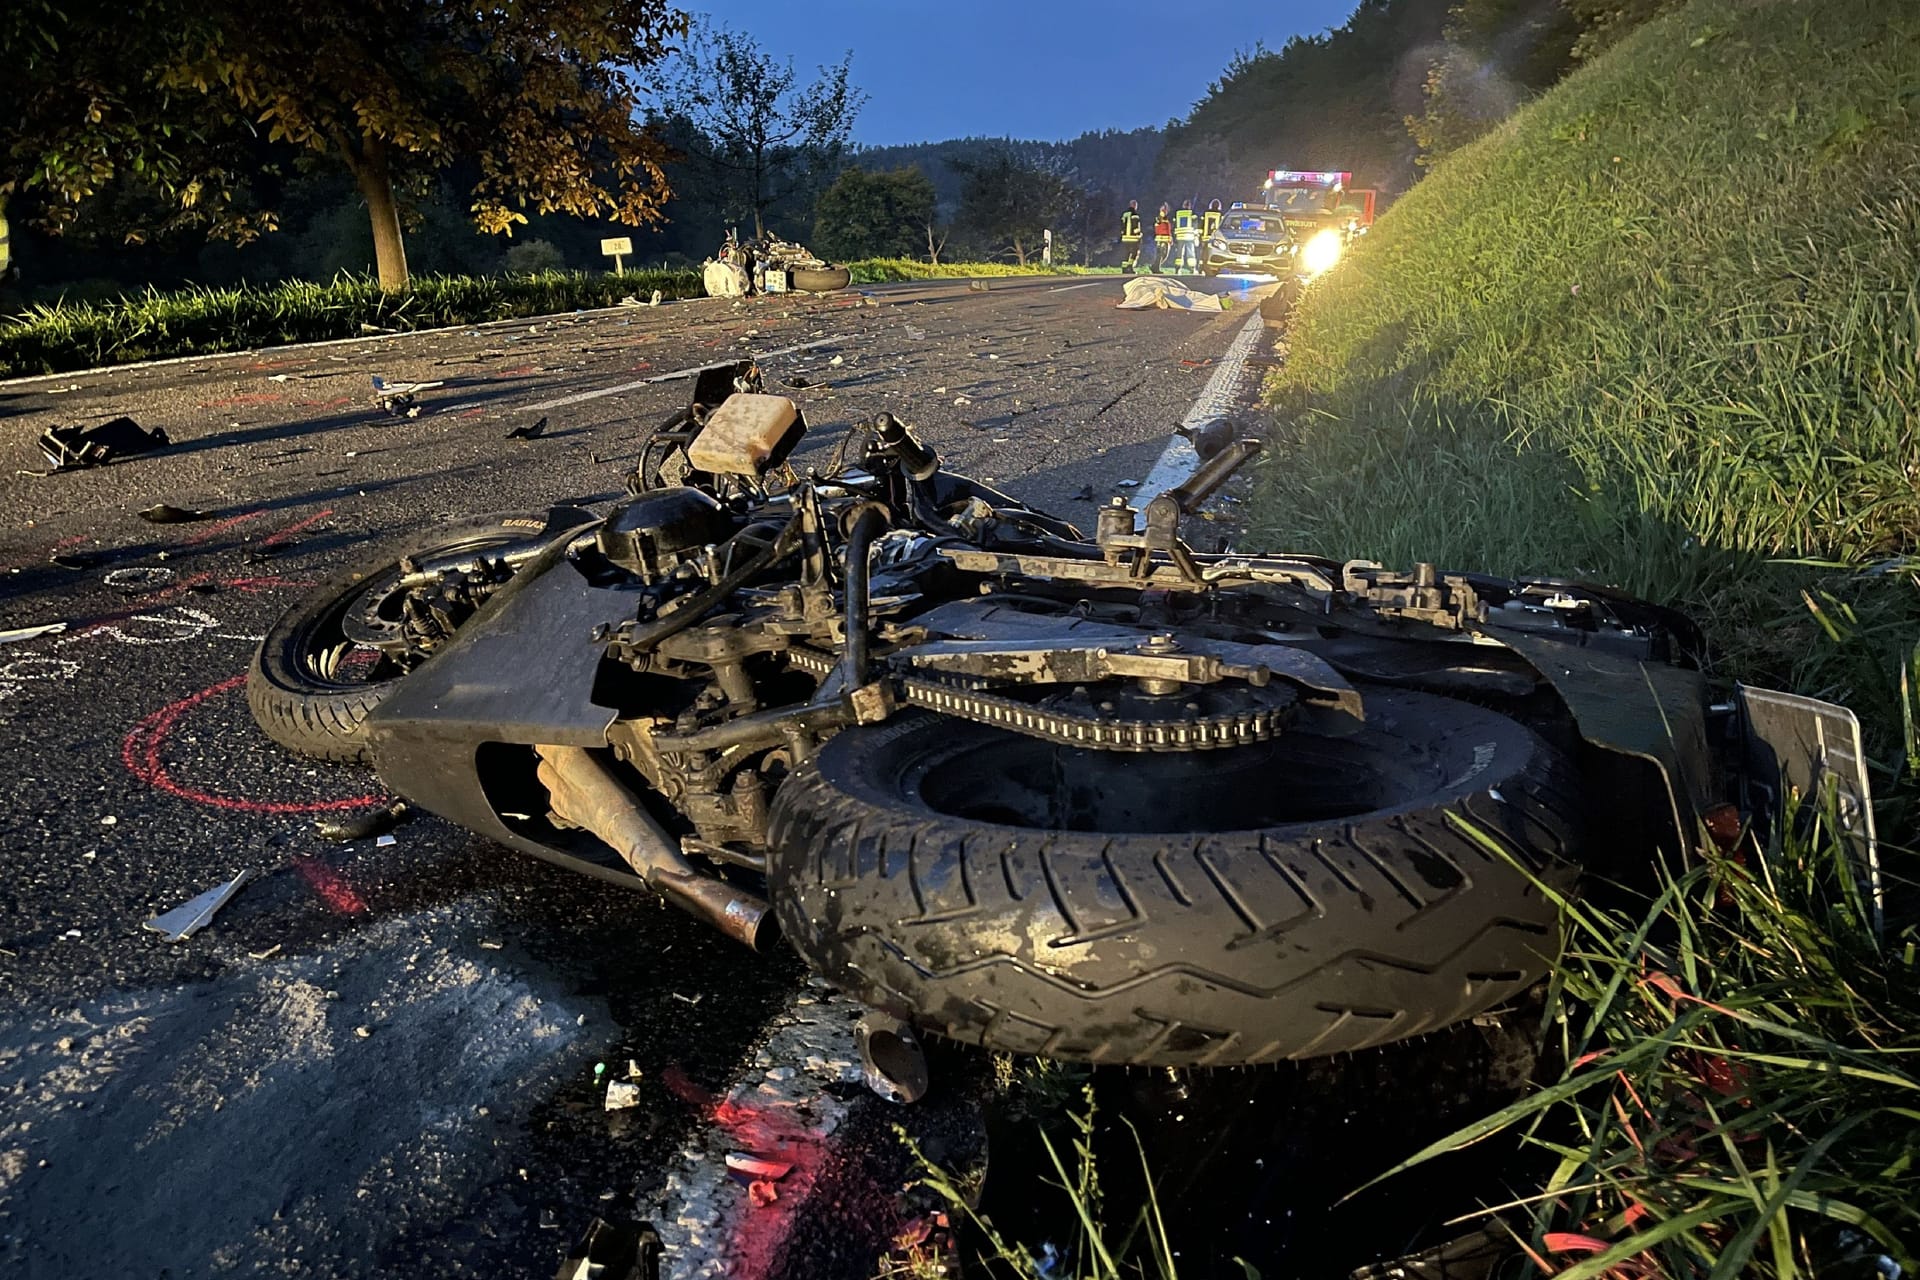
[600,237,633,256]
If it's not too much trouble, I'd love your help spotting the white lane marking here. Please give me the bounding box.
[1135,313,1268,506]
[647,985,871,1278]
[1045,280,1105,294]
[517,337,841,413]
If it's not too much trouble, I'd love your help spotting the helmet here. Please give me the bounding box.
[1208,198,1221,210]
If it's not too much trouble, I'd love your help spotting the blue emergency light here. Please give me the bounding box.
[1264,170,1349,189]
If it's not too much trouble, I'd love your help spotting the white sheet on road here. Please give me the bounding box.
[1117,275,1229,312]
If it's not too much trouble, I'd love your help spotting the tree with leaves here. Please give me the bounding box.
[1,1,274,283]
[642,18,864,239]
[810,167,935,261]
[165,0,687,290]
[952,150,1076,267]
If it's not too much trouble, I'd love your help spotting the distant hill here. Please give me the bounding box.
[848,128,1164,215]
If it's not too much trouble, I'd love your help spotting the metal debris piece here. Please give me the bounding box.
[137,503,210,524]
[604,1081,642,1111]
[36,417,171,472]
[723,1153,793,1181]
[143,869,257,943]
[0,622,67,645]
[507,416,550,441]
[314,800,411,843]
[857,1010,930,1104]
[554,1217,662,1280]
[371,375,444,418]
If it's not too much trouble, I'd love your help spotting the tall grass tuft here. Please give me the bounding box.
[1366,800,1919,1278]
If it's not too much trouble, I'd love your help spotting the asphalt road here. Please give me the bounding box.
[0,273,1274,1278]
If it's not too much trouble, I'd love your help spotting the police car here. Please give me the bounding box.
[1201,204,1297,277]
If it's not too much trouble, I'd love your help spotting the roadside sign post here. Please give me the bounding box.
[600,236,633,274]
[1042,229,1053,266]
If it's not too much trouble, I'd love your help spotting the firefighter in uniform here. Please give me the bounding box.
[1201,198,1224,271]
[1152,205,1173,272]
[1173,199,1199,274]
[1119,200,1143,271]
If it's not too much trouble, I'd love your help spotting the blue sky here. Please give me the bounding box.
[693,1,1360,145]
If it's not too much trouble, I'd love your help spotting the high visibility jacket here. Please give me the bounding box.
[1173,208,1198,242]
[1201,208,1222,239]
[1120,210,1142,242]
[1153,216,1172,239]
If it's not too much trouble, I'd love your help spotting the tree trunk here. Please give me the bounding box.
[1012,235,1027,268]
[925,224,943,266]
[342,134,410,291]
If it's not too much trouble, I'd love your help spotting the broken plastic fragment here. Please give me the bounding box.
[143,869,257,943]
[0,622,68,645]
[747,1180,779,1208]
[314,800,410,843]
[604,1081,642,1111]
[137,503,209,524]
[724,1153,793,1180]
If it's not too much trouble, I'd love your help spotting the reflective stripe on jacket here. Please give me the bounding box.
[1201,209,1222,239]
[1120,210,1142,242]
[1173,208,1198,241]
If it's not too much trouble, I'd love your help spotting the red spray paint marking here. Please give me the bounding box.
[260,509,334,548]
[296,396,355,409]
[181,509,268,545]
[121,674,382,814]
[459,407,486,418]
[659,1064,846,1280]
[293,856,369,914]
[199,392,284,409]
[491,364,539,378]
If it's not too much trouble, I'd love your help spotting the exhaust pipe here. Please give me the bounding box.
[533,745,776,950]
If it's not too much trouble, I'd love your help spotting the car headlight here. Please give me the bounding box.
[1300,229,1343,277]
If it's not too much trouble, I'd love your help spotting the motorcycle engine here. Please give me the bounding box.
[594,487,736,584]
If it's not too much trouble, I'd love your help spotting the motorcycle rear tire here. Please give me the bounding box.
[247,513,554,763]
[791,266,851,293]
[767,690,1581,1066]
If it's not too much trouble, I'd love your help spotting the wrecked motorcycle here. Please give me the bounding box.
[248,364,1877,1066]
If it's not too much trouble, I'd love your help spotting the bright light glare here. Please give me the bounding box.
[1300,229,1343,277]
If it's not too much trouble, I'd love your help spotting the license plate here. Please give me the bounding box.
[1235,255,1252,264]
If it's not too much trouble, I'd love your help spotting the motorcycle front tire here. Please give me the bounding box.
[767,689,1582,1067]
[791,265,852,293]
[247,513,558,763]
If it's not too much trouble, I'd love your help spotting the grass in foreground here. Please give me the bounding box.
[1373,799,1919,1279]
[0,259,1116,378]
[1248,0,1920,756]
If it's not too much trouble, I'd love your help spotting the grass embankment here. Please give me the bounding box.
[1254,0,1920,758]
[1251,1,1920,1273]
[0,259,1113,378]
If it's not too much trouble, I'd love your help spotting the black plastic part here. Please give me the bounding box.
[593,488,735,580]
[365,525,651,886]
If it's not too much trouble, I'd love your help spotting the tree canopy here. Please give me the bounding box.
[163,0,687,288]
[810,167,935,261]
[642,18,864,239]
[952,150,1075,267]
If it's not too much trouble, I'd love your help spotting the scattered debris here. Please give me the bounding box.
[370,375,444,417]
[953,396,972,407]
[723,1153,793,1181]
[650,290,664,307]
[1116,478,1140,488]
[967,280,990,292]
[747,1181,779,1208]
[931,386,948,395]
[355,1025,374,1039]
[604,1081,642,1111]
[314,799,411,843]
[669,992,703,1006]
[1180,358,1214,369]
[856,1010,930,1104]
[554,1217,662,1280]
[137,503,210,524]
[829,355,845,367]
[375,833,398,848]
[35,417,171,473]
[142,869,257,943]
[49,553,96,570]
[1070,485,1095,502]
[782,376,812,390]
[0,622,68,645]
[506,416,550,441]
[1177,418,1239,463]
